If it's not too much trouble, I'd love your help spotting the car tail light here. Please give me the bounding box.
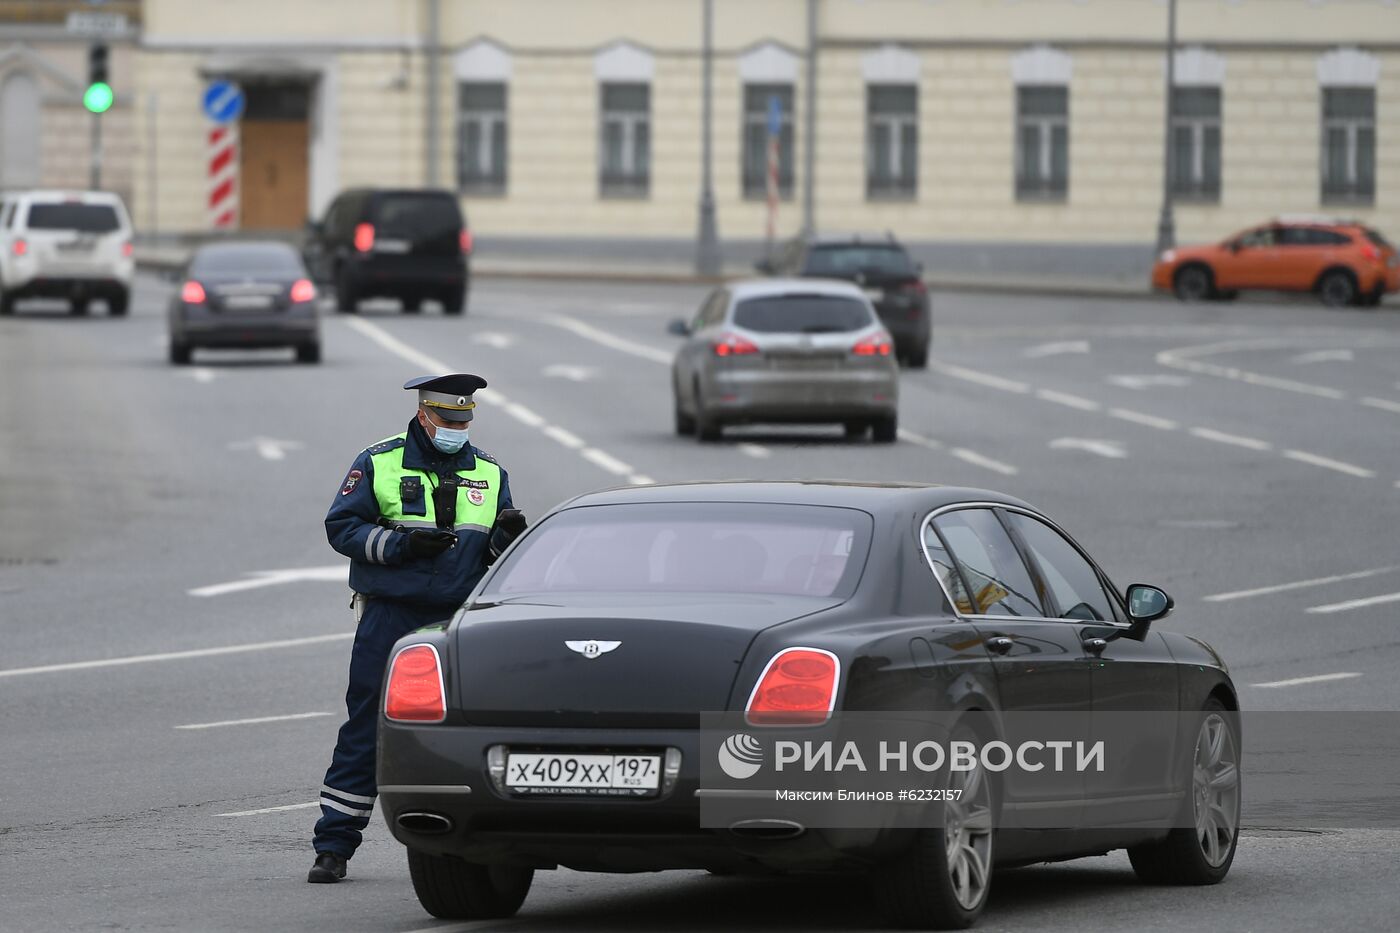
[180,281,207,304]
[902,279,927,295]
[11,238,26,257]
[385,644,446,723]
[746,647,839,725]
[852,334,892,356]
[713,333,760,356]
[1360,242,1381,262]
[353,222,375,253]
[290,278,317,303]
[460,229,473,254]
[121,241,133,258]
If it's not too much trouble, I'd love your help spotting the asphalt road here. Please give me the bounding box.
[2,274,1398,932]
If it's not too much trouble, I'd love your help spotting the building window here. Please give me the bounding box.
[1015,85,1068,201]
[1321,88,1375,204]
[867,85,917,199]
[599,82,650,197]
[1171,87,1221,202]
[742,84,794,200]
[456,82,507,194]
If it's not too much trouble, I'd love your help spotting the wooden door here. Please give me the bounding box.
[239,119,309,230]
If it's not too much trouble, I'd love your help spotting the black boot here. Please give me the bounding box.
[307,852,348,883]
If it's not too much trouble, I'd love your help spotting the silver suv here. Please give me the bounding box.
[0,190,134,316]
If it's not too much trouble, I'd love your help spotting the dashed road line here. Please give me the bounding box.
[1108,408,1179,431]
[1035,389,1101,411]
[1306,591,1400,614]
[737,443,772,459]
[219,802,321,817]
[1360,396,1400,415]
[1282,450,1376,479]
[581,447,635,476]
[927,361,1030,394]
[950,448,1019,475]
[0,633,355,680]
[1251,672,1362,689]
[176,712,334,731]
[1188,427,1272,451]
[1203,566,1400,603]
[542,425,585,449]
[503,402,546,428]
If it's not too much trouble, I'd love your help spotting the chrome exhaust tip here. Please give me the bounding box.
[395,811,454,834]
[728,819,805,839]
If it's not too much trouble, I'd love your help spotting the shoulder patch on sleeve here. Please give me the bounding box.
[339,469,364,496]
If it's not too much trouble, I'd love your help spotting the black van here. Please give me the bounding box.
[304,188,470,314]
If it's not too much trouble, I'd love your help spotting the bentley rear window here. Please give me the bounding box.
[482,502,871,598]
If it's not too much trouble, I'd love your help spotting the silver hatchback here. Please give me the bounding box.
[668,279,900,442]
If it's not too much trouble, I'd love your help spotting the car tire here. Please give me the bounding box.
[1317,270,1357,308]
[335,271,359,314]
[169,339,192,366]
[906,345,929,369]
[872,415,898,444]
[0,289,13,315]
[843,421,869,440]
[71,298,90,316]
[402,295,422,314]
[295,342,321,364]
[109,288,130,316]
[1173,265,1214,303]
[872,721,995,930]
[694,386,722,443]
[406,849,533,920]
[675,396,696,436]
[441,289,466,316]
[1127,698,1240,886]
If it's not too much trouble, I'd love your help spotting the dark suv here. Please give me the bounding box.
[304,188,470,314]
[760,233,930,367]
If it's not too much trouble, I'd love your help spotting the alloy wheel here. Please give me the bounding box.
[945,752,994,909]
[1192,712,1240,868]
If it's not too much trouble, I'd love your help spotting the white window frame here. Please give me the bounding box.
[1015,85,1069,201]
[1170,87,1221,201]
[456,82,507,194]
[866,84,918,199]
[599,82,651,198]
[1320,88,1375,204]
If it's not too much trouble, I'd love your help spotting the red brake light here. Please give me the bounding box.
[181,281,207,304]
[290,278,317,303]
[121,241,133,258]
[902,279,927,295]
[1360,242,1381,261]
[852,334,892,356]
[12,238,26,257]
[746,647,839,725]
[385,644,446,723]
[460,229,473,254]
[713,333,760,356]
[353,222,375,253]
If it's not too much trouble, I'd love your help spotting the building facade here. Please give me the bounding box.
[130,0,1399,259]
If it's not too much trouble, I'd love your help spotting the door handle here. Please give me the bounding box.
[1082,637,1109,655]
[987,636,1014,655]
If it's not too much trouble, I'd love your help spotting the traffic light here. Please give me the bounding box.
[84,43,112,114]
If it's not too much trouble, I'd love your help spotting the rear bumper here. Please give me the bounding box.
[378,721,901,873]
[702,368,898,423]
[345,255,468,295]
[5,276,129,298]
[174,312,318,348]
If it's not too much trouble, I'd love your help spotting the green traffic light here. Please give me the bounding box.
[84,82,113,114]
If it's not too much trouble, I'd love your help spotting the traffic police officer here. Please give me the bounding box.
[308,374,526,884]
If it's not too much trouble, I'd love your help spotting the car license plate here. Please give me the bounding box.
[863,287,884,302]
[224,295,274,310]
[772,355,841,370]
[506,752,662,796]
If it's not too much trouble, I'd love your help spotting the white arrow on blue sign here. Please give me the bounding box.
[202,80,245,125]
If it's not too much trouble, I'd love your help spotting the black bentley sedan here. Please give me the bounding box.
[377,482,1239,928]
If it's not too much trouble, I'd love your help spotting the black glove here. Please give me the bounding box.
[495,509,527,540]
[407,528,457,558]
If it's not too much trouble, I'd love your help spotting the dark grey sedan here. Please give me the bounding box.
[168,241,321,364]
[377,482,1239,928]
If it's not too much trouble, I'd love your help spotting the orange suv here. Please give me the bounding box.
[1152,217,1398,307]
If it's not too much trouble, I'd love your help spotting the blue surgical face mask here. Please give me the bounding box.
[430,424,469,455]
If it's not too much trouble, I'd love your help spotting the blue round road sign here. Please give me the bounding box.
[202,80,245,125]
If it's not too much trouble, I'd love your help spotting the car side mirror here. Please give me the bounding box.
[666,317,690,337]
[1125,583,1173,625]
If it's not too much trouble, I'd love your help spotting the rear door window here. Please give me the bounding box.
[804,245,915,278]
[732,294,874,333]
[24,203,121,233]
[929,509,1045,617]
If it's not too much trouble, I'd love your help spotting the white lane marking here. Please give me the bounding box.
[543,425,585,449]
[0,633,355,680]
[927,361,1030,394]
[1035,389,1101,411]
[1188,427,1272,451]
[897,429,945,450]
[1204,566,1400,602]
[471,331,515,349]
[1282,449,1376,478]
[219,802,321,817]
[1157,339,1351,400]
[534,311,673,365]
[176,367,218,384]
[190,565,348,597]
[1291,349,1354,364]
[228,437,304,462]
[542,364,596,382]
[951,448,1019,475]
[1306,591,1400,614]
[1109,408,1179,431]
[737,443,772,459]
[502,402,545,428]
[1106,374,1192,390]
[176,712,334,731]
[1360,396,1400,415]
[1251,672,1363,688]
[629,475,655,485]
[1049,437,1127,459]
[1023,340,1089,358]
[581,447,633,476]
[344,316,653,485]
